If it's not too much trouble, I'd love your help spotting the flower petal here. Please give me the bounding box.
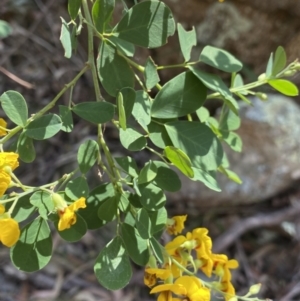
[0,218,20,247]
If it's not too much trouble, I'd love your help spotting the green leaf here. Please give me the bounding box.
[219,107,240,131]
[24,114,62,140]
[11,218,52,272]
[138,160,157,184]
[152,161,181,192]
[272,46,286,76]
[92,0,115,34]
[165,121,224,171]
[144,57,160,89]
[150,237,164,263]
[163,146,194,178]
[177,23,196,62]
[119,87,136,120]
[199,45,243,73]
[17,132,36,163]
[139,183,166,211]
[94,236,132,290]
[77,139,99,173]
[80,183,115,229]
[113,1,175,48]
[10,194,35,223]
[117,92,126,130]
[60,17,72,58]
[132,90,151,130]
[191,167,221,192]
[0,90,28,127]
[121,223,149,266]
[65,177,89,200]
[218,165,242,184]
[221,131,242,152]
[59,105,73,132]
[196,107,210,123]
[189,67,238,114]
[151,71,207,119]
[118,192,130,212]
[68,0,81,20]
[55,213,87,242]
[0,20,12,38]
[268,79,298,96]
[115,156,138,177]
[97,41,134,96]
[30,191,54,220]
[72,102,115,124]
[266,52,273,77]
[148,120,173,149]
[148,207,167,234]
[98,196,118,221]
[108,36,135,57]
[136,208,152,239]
[119,127,146,151]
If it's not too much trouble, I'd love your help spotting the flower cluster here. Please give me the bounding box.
[145,216,239,301]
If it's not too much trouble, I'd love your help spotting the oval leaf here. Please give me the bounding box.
[24,114,62,140]
[268,79,298,96]
[113,1,175,48]
[68,0,81,20]
[94,236,132,290]
[77,139,99,173]
[92,0,115,34]
[0,90,28,127]
[119,128,147,151]
[65,177,89,200]
[17,132,36,163]
[72,101,115,124]
[60,17,72,58]
[136,208,152,239]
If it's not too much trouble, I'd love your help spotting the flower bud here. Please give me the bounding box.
[52,193,67,211]
[258,73,266,81]
[249,283,261,295]
[255,92,268,101]
[282,70,297,77]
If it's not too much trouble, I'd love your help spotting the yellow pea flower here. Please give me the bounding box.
[212,253,239,282]
[0,169,13,196]
[0,152,19,171]
[144,268,171,288]
[57,197,86,231]
[0,204,20,247]
[0,118,7,136]
[166,215,187,235]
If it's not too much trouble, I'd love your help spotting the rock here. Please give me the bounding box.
[171,95,300,208]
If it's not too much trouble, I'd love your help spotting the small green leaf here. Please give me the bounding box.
[265,52,273,77]
[177,23,196,62]
[164,146,194,178]
[94,236,132,290]
[115,156,138,177]
[272,46,286,76]
[113,1,175,48]
[119,127,147,151]
[92,0,115,34]
[144,57,160,89]
[219,107,240,131]
[65,177,89,200]
[268,79,298,96]
[189,67,238,114]
[196,107,210,123]
[151,71,207,119]
[0,91,28,127]
[200,45,243,73]
[119,87,136,120]
[55,213,87,242]
[0,20,12,38]
[17,132,36,163]
[24,114,62,140]
[11,218,52,272]
[138,160,157,184]
[148,207,167,234]
[136,208,152,239]
[139,183,166,211]
[68,0,81,20]
[80,183,115,230]
[132,90,151,130]
[148,121,173,149]
[10,194,35,223]
[60,17,72,58]
[191,167,221,192]
[221,131,242,152]
[77,139,99,173]
[150,237,164,263]
[72,102,115,124]
[121,223,149,266]
[30,191,54,220]
[117,92,126,130]
[152,161,181,192]
[97,41,134,96]
[218,165,242,184]
[165,121,224,171]
[98,196,118,221]
[59,105,73,132]
[108,36,135,57]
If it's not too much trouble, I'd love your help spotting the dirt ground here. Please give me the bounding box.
[1,1,300,300]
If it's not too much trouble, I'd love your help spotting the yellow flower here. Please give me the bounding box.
[0,204,20,247]
[212,254,239,282]
[0,169,12,196]
[0,118,7,136]
[220,280,236,301]
[144,268,172,288]
[150,276,210,301]
[58,197,86,231]
[167,215,187,235]
[0,152,19,171]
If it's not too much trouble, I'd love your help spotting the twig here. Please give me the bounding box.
[213,201,300,253]
[0,66,34,89]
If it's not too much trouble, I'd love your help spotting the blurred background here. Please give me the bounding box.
[1,0,300,300]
